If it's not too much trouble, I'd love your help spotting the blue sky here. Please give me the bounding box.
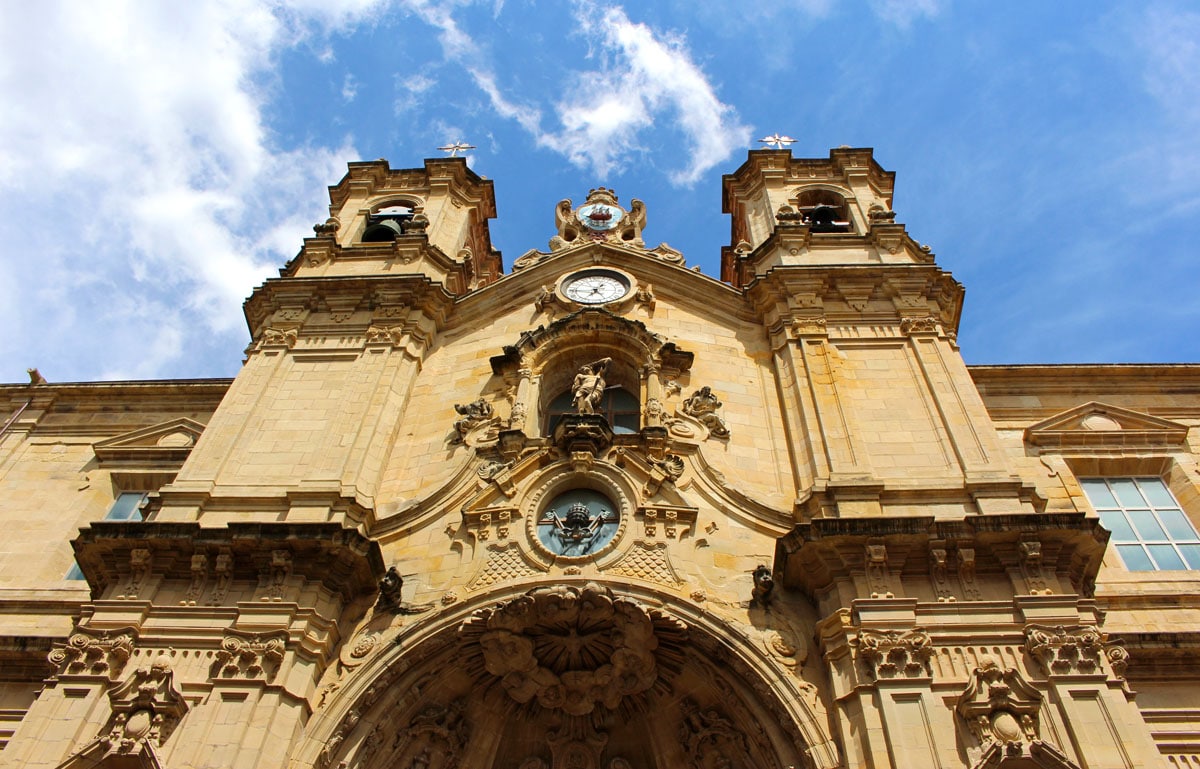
[2,1,1198,382]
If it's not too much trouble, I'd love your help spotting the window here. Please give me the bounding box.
[544,387,640,435]
[1081,478,1200,571]
[65,492,148,579]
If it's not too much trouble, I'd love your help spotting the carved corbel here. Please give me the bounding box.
[865,540,895,598]
[209,548,233,605]
[118,547,152,599]
[181,553,207,606]
[260,549,291,600]
[930,541,955,602]
[1019,539,1054,595]
[957,544,983,600]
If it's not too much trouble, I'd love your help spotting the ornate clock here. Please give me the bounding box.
[561,269,631,305]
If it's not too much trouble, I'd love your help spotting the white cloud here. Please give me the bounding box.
[0,0,380,380]
[548,3,750,184]
[400,0,746,185]
[869,0,943,29]
[342,73,360,101]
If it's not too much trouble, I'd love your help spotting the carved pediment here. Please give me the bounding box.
[1024,402,1187,448]
[93,418,207,465]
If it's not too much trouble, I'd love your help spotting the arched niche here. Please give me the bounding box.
[357,197,426,243]
[489,309,694,437]
[299,581,837,769]
[791,186,854,233]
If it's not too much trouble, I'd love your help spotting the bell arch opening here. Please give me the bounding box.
[303,582,831,769]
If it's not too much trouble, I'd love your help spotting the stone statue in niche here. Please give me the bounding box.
[452,398,494,441]
[682,386,730,438]
[572,357,612,414]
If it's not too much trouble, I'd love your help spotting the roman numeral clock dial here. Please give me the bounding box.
[561,269,631,305]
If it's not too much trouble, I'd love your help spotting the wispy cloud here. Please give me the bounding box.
[544,2,750,184]
[0,0,379,380]
[402,0,747,185]
[869,0,944,29]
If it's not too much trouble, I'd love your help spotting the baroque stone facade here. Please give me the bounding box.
[1,150,1198,769]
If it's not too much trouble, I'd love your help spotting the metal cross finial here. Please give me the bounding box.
[437,141,476,157]
[758,133,796,150]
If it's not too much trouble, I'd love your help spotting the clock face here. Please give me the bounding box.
[576,203,623,231]
[563,270,630,304]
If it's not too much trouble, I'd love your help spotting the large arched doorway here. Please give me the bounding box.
[300,581,836,769]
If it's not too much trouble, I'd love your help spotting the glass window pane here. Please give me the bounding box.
[1138,478,1177,508]
[106,492,146,521]
[1116,544,1155,571]
[1179,544,1200,569]
[1147,544,1187,571]
[1127,509,1166,540]
[1158,509,1200,541]
[1081,479,1117,509]
[1098,510,1137,541]
[1111,479,1147,508]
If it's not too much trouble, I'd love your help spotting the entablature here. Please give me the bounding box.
[745,263,965,339]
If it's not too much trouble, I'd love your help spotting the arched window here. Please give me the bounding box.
[362,202,415,242]
[543,386,640,435]
[795,189,852,233]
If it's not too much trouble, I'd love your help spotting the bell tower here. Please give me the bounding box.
[291,156,501,294]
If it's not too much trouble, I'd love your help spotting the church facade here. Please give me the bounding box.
[1,149,1198,769]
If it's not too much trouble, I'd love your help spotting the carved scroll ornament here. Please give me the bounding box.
[856,629,933,680]
[1023,625,1103,676]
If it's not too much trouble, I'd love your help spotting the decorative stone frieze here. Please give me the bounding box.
[856,629,933,680]
[213,629,288,680]
[459,583,687,716]
[1023,625,1104,676]
[48,626,138,678]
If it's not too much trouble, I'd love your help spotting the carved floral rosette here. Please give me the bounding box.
[458,583,687,716]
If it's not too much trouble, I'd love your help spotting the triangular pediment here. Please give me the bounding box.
[93,418,207,465]
[1024,402,1188,448]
